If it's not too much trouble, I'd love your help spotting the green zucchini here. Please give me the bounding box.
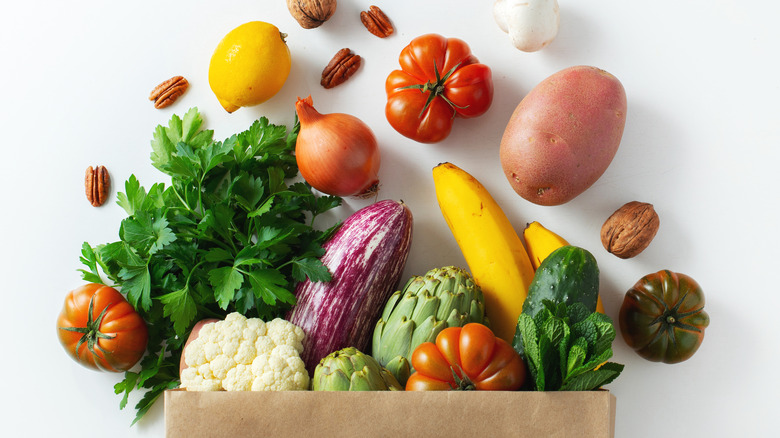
[521,245,600,318]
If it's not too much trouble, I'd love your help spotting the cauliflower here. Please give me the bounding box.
[180,312,309,391]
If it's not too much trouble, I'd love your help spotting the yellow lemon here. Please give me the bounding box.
[208,21,292,113]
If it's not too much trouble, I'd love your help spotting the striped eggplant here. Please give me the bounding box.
[286,199,413,374]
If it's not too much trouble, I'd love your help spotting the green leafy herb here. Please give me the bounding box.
[513,300,624,391]
[82,108,341,424]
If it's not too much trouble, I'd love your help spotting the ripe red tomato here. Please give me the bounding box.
[406,323,526,391]
[385,34,493,143]
[57,283,148,372]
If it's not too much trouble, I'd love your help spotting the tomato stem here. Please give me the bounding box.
[449,365,476,391]
[398,61,469,118]
[59,294,116,360]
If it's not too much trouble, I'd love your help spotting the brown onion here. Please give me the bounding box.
[295,96,380,197]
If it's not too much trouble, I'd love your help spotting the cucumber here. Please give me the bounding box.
[521,245,600,318]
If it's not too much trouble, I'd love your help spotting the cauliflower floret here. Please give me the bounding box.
[234,339,257,365]
[251,345,310,391]
[180,367,222,391]
[223,364,254,391]
[179,312,309,392]
[265,318,306,354]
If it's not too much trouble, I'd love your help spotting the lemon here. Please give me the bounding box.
[208,21,292,113]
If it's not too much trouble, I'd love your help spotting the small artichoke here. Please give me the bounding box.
[371,266,487,386]
[312,347,403,391]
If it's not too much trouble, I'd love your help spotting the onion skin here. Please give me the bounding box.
[295,96,381,197]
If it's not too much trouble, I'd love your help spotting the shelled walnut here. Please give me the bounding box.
[601,201,660,258]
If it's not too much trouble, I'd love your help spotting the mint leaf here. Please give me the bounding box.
[514,300,624,391]
[560,362,625,391]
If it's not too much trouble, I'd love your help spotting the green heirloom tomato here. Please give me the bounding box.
[619,270,709,364]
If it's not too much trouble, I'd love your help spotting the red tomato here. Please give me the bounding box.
[57,283,148,372]
[406,323,526,391]
[385,34,493,143]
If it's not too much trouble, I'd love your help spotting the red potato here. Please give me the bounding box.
[499,65,627,206]
[179,318,219,376]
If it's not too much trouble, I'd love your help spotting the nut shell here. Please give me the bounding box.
[601,201,659,258]
[287,0,337,29]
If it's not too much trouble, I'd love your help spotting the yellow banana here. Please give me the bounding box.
[522,221,606,314]
[433,162,535,342]
[524,221,569,270]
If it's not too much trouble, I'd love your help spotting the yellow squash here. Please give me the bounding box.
[432,162,534,342]
[522,221,606,313]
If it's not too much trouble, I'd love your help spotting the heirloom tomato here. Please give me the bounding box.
[406,323,526,391]
[619,270,709,364]
[57,283,148,372]
[385,34,493,143]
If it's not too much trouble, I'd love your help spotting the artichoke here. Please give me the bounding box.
[371,266,487,386]
[312,347,403,391]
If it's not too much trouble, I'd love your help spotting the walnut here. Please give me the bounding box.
[600,201,660,259]
[287,0,337,29]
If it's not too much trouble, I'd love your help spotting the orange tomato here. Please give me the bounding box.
[57,283,148,372]
[406,323,526,391]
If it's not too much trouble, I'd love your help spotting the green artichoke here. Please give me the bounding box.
[312,347,403,391]
[371,266,487,386]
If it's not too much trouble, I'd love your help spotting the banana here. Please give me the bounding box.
[522,221,606,313]
[523,221,569,270]
[432,162,535,342]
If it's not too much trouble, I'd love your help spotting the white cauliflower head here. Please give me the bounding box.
[180,313,309,391]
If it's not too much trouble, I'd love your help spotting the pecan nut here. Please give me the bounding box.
[149,76,189,109]
[85,165,111,207]
[287,0,337,29]
[601,201,660,259]
[321,48,361,89]
[360,5,394,38]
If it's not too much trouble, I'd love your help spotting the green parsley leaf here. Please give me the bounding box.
[242,268,294,306]
[159,286,197,337]
[209,266,244,309]
[82,108,341,423]
[78,242,105,284]
[290,257,332,282]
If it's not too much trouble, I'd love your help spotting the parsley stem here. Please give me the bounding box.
[171,185,202,219]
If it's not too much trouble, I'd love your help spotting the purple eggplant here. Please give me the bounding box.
[286,200,413,374]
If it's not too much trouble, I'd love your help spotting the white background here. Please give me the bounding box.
[1,1,778,436]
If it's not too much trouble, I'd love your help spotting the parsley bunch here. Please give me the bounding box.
[78,108,341,423]
[513,300,624,391]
